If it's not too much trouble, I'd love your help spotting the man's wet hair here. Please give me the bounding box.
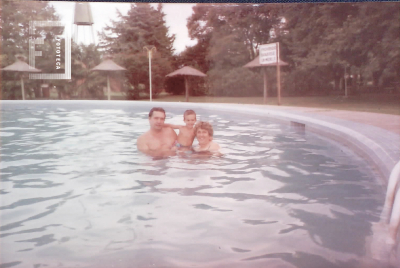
[195,121,213,137]
[149,107,166,118]
[184,109,196,119]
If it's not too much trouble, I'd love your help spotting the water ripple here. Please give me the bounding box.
[0,106,384,268]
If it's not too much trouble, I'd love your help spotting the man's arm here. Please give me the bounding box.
[137,135,149,153]
[166,127,178,141]
[163,123,182,130]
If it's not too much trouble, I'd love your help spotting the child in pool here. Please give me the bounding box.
[163,110,197,149]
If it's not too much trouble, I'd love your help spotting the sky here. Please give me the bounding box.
[49,1,198,54]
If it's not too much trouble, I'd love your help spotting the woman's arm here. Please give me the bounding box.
[209,142,220,152]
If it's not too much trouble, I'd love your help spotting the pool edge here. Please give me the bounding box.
[2,100,398,185]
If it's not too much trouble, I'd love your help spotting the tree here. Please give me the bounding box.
[208,67,263,97]
[333,3,400,88]
[164,75,208,96]
[99,3,175,99]
[188,4,280,64]
[278,3,359,93]
[279,2,399,94]
[51,43,106,99]
[186,4,280,96]
[174,38,211,73]
[1,0,62,99]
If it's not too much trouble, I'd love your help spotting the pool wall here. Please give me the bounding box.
[2,100,398,185]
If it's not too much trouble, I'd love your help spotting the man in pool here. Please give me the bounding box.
[137,107,177,157]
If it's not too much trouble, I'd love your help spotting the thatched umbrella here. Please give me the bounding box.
[1,55,41,100]
[91,56,126,100]
[244,55,288,104]
[166,66,206,102]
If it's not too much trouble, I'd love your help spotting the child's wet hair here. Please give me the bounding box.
[183,110,196,119]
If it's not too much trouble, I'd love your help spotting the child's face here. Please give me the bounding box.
[184,114,196,128]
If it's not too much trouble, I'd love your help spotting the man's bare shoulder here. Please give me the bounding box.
[137,131,151,143]
[163,127,178,136]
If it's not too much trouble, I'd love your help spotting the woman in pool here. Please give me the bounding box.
[193,121,220,153]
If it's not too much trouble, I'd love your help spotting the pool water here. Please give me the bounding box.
[0,104,384,268]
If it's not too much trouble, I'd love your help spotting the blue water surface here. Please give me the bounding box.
[0,102,384,268]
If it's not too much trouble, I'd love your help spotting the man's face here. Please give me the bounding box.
[184,114,196,128]
[149,111,166,131]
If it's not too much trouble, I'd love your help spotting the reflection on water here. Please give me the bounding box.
[0,106,384,268]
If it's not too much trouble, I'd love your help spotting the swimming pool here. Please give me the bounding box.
[0,101,384,268]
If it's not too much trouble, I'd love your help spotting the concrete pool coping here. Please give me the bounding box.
[2,100,399,186]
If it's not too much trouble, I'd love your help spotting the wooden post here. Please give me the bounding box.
[277,42,281,106]
[143,46,156,102]
[263,67,268,104]
[149,51,152,102]
[344,65,348,98]
[91,25,95,44]
[21,76,25,100]
[107,74,110,101]
[184,76,189,102]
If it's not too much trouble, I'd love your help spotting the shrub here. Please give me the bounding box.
[208,67,263,97]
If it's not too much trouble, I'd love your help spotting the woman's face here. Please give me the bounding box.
[196,128,212,145]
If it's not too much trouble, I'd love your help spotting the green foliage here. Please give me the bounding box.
[40,43,106,99]
[164,75,208,96]
[174,39,210,73]
[188,4,280,60]
[186,4,280,97]
[0,0,60,62]
[1,74,26,100]
[74,44,105,99]
[283,69,333,96]
[279,2,400,93]
[182,2,399,97]
[334,3,400,87]
[278,3,356,93]
[208,67,263,97]
[99,3,174,99]
[1,0,62,99]
[164,77,184,95]
[208,33,249,69]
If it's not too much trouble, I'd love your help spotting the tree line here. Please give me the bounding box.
[179,2,399,97]
[1,2,398,100]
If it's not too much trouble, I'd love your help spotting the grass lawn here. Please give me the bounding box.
[149,94,400,115]
[42,91,400,115]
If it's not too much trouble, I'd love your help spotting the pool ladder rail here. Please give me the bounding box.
[370,160,400,265]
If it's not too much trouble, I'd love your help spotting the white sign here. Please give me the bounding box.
[29,21,71,79]
[259,43,277,65]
